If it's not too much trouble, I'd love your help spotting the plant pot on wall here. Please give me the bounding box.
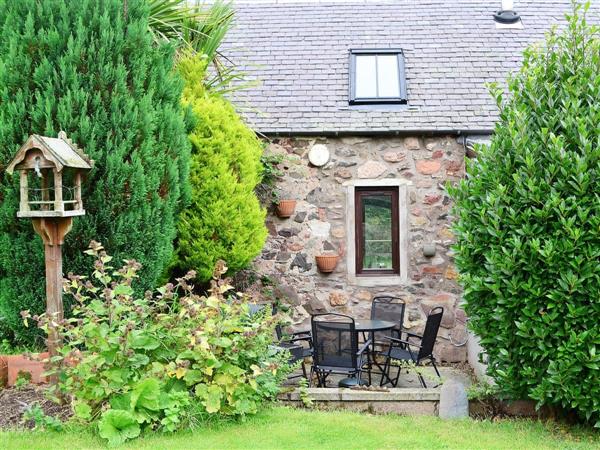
[316,254,339,273]
[276,199,296,218]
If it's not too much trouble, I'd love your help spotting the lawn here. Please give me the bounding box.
[1,407,598,450]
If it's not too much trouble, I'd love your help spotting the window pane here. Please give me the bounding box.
[361,194,393,270]
[376,55,400,98]
[355,55,377,98]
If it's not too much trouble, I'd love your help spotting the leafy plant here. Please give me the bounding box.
[22,403,63,432]
[14,372,31,389]
[172,55,267,281]
[98,410,141,446]
[449,3,600,426]
[31,241,292,445]
[257,153,284,206]
[0,0,190,346]
[298,378,313,408]
[147,0,246,94]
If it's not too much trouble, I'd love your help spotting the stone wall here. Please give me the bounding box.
[255,135,468,362]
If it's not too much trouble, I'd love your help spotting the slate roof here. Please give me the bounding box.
[221,0,599,135]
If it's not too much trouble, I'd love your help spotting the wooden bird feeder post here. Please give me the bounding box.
[6,131,92,359]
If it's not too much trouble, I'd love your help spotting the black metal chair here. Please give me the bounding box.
[369,296,406,346]
[248,303,312,378]
[380,306,444,388]
[309,313,371,387]
[364,296,406,376]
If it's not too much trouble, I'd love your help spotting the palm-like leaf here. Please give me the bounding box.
[147,0,240,93]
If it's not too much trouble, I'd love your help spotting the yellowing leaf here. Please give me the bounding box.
[175,367,187,379]
[206,296,219,308]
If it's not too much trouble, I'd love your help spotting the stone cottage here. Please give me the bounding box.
[220,0,592,362]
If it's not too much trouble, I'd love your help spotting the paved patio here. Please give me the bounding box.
[285,363,473,390]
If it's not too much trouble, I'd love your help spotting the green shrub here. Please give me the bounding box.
[173,55,267,281]
[0,0,191,345]
[449,4,600,426]
[30,241,291,445]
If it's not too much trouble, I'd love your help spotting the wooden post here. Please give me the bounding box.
[32,217,73,361]
[19,171,29,213]
[53,170,63,212]
[74,172,82,211]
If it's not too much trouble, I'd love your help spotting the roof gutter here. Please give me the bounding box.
[257,129,494,138]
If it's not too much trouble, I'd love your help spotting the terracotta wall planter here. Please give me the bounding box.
[4,352,49,386]
[316,254,339,273]
[276,199,296,218]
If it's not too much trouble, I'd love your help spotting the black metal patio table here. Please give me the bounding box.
[337,319,396,387]
[353,319,396,333]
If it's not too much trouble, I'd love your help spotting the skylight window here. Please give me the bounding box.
[349,49,407,104]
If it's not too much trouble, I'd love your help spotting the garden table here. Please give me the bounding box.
[337,319,396,387]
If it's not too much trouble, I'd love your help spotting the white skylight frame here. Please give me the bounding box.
[349,49,407,105]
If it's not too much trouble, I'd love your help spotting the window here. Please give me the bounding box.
[354,187,399,275]
[349,49,407,104]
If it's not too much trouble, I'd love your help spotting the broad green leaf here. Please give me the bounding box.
[131,378,161,411]
[98,410,140,446]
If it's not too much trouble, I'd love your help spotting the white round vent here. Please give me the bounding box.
[308,144,330,167]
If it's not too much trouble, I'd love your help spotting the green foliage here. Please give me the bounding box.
[173,55,267,281]
[0,0,190,345]
[14,372,31,389]
[256,153,284,206]
[148,0,244,94]
[22,403,63,432]
[449,4,600,426]
[33,242,291,445]
[98,410,141,447]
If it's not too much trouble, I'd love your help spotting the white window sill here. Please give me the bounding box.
[347,275,408,287]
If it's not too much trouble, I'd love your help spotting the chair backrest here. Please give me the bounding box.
[370,296,405,342]
[248,303,267,316]
[417,307,444,360]
[248,303,281,342]
[311,313,357,369]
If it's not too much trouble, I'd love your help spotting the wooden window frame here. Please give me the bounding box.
[354,186,400,276]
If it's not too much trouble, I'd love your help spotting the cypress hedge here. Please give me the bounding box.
[173,55,266,281]
[450,5,600,425]
[0,0,190,344]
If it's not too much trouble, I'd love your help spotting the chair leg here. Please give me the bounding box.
[379,356,390,386]
[393,363,401,387]
[309,366,314,387]
[416,366,428,388]
[301,360,308,379]
[430,357,442,387]
[431,357,441,378]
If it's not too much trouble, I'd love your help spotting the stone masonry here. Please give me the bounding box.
[254,135,468,362]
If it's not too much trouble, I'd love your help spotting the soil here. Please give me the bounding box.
[0,385,71,429]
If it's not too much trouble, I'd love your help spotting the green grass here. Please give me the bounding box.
[1,407,598,450]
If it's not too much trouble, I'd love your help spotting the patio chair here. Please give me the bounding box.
[248,303,312,378]
[368,295,405,346]
[364,295,406,375]
[309,313,371,387]
[379,306,443,388]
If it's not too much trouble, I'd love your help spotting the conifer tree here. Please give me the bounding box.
[174,55,266,281]
[0,0,190,344]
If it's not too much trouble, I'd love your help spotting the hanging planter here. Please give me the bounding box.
[276,199,296,218]
[316,254,339,273]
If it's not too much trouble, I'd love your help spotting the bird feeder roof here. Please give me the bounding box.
[5,132,92,175]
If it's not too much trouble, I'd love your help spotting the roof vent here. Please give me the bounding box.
[494,0,521,25]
